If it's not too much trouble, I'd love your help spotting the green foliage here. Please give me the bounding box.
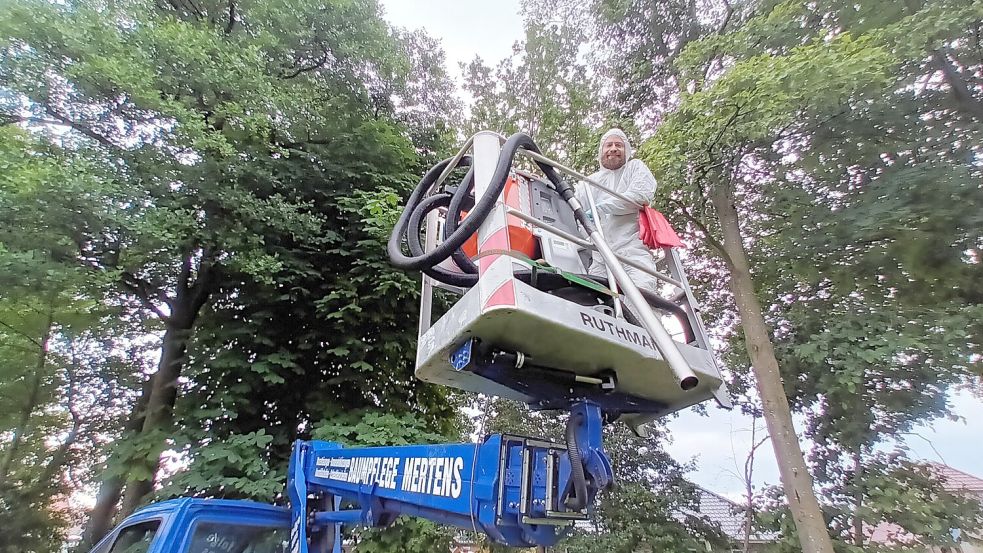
[312,411,449,447]
[0,126,151,550]
[2,0,461,547]
[0,483,68,553]
[645,33,896,183]
[637,0,983,548]
[561,478,729,553]
[581,0,743,128]
[159,431,281,501]
[759,455,983,553]
[856,457,983,545]
[462,20,610,171]
[352,517,454,553]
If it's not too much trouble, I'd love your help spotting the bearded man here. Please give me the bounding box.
[576,128,660,292]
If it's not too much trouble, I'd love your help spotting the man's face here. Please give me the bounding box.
[601,136,626,170]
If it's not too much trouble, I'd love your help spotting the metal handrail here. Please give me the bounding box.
[516,149,645,209]
[503,208,683,289]
[431,136,475,192]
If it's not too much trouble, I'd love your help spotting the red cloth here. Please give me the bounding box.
[638,206,684,249]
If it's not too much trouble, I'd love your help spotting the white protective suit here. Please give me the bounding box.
[575,129,660,292]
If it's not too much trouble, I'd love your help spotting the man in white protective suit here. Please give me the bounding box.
[575,128,660,293]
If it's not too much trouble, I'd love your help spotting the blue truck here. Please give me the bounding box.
[87,499,290,553]
[91,404,608,553]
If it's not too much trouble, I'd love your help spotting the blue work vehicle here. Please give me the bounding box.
[90,133,729,552]
[87,499,289,553]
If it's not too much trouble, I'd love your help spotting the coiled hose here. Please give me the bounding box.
[387,133,577,288]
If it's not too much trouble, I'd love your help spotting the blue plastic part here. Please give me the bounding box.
[312,510,362,525]
[570,402,613,492]
[449,339,473,371]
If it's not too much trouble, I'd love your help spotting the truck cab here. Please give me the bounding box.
[88,499,289,553]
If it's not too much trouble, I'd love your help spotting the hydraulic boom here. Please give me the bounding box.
[287,402,611,552]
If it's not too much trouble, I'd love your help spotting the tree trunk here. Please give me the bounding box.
[32,425,79,493]
[0,311,54,485]
[743,421,765,553]
[119,315,194,515]
[31,351,84,494]
[932,50,983,123]
[115,252,215,516]
[81,377,153,549]
[853,448,864,547]
[711,186,835,553]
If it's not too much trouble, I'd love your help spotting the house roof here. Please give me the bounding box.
[927,462,983,496]
[868,462,983,546]
[694,488,747,539]
[684,486,776,543]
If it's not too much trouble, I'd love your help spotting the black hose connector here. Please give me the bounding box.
[564,410,589,511]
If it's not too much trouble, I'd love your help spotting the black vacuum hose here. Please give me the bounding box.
[404,192,478,288]
[564,410,589,511]
[388,133,575,286]
[444,167,479,275]
[387,155,471,271]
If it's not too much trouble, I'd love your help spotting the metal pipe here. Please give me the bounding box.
[580,169,623,318]
[561,194,698,390]
[417,210,439,338]
[586,225,699,390]
[432,136,475,192]
[504,208,683,289]
[517,149,644,209]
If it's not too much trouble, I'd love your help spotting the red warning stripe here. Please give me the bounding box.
[484,280,516,308]
[477,227,509,275]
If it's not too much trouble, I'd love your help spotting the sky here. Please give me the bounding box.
[376,0,983,499]
[379,0,525,78]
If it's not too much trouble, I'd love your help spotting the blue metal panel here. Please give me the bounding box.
[287,426,604,551]
[294,438,500,529]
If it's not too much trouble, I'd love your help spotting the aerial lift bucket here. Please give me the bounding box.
[389,131,730,433]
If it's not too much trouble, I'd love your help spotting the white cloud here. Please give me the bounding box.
[379,0,524,73]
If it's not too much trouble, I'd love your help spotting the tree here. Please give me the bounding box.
[462,18,608,168]
[0,126,147,552]
[579,0,745,131]
[738,1,983,548]
[642,18,892,553]
[642,1,982,550]
[1,0,464,545]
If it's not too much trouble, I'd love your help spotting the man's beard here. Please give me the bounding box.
[602,156,625,170]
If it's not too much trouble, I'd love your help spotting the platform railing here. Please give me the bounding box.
[417,132,720,393]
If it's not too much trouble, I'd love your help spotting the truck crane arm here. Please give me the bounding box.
[286,401,612,552]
